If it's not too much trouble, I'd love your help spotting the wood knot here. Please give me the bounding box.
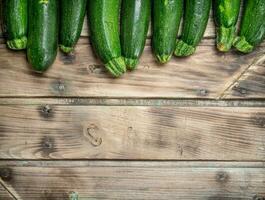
[197,89,209,97]
[84,124,102,147]
[40,105,53,118]
[42,137,54,149]
[40,136,56,157]
[0,168,12,181]
[216,171,229,183]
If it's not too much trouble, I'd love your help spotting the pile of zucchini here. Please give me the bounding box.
[1,0,265,77]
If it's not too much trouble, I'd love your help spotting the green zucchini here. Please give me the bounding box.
[2,0,28,50]
[27,0,59,72]
[214,0,241,52]
[120,0,151,70]
[174,0,211,57]
[88,0,126,77]
[152,0,183,63]
[233,0,265,53]
[59,0,87,54]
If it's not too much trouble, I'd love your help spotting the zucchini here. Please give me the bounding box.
[120,0,151,70]
[27,0,59,72]
[59,0,87,54]
[2,0,28,50]
[214,0,241,52]
[174,0,211,57]
[88,0,126,77]
[233,0,265,53]
[152,0,183,63]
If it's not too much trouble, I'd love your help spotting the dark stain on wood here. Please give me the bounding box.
[51,79,67,94]
[0,168,12,181]
[154,134,170,149]
[232,84,248,97]
[60,51,76,65]
[197,89,209,97]
[40,136,57,157]
[39,105,54,119]
[251,113,265,128]
[216,171,229,184]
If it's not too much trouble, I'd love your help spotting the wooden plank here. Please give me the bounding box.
[0,184,14,200]
[0,42,263,98]
[0,105,265,160]
[0,161,265,200]
[223,55,265,99]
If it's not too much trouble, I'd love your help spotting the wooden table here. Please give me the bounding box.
[0,14,265,199]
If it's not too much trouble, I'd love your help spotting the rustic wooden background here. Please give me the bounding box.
[0,11,265,200]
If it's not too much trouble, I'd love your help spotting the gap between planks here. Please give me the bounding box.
[0,98,265,107]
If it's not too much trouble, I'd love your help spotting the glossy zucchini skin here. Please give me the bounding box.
[88,0,126,77]
[174,0,211,57]
[214,0,241,52]
[2,0,28,50]
[233,0,265,53]
[59,0,87,54]
[152,0,183,63]
[121,0,151,70]
[27,0,59,72]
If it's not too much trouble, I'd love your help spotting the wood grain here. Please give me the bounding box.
[0,105,264,160]
[0,42,263,98]
[0,184,14,200]
[224,55,265,98]
[0,161,264,200]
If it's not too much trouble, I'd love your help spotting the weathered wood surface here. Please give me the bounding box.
[224,55,265,98]
[0,42,264,99]
[0,184,14,200]
[0,105,264,160]
[0,161,264,200]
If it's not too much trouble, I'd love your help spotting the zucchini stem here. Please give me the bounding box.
[217,26,236,52]
[59,45,74,54]
[124,58,139,70]
[156,54,172,64]
[174,40,195,57]
[233,36,254,53]
[105,57,126,77]
[7,36,27,50]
